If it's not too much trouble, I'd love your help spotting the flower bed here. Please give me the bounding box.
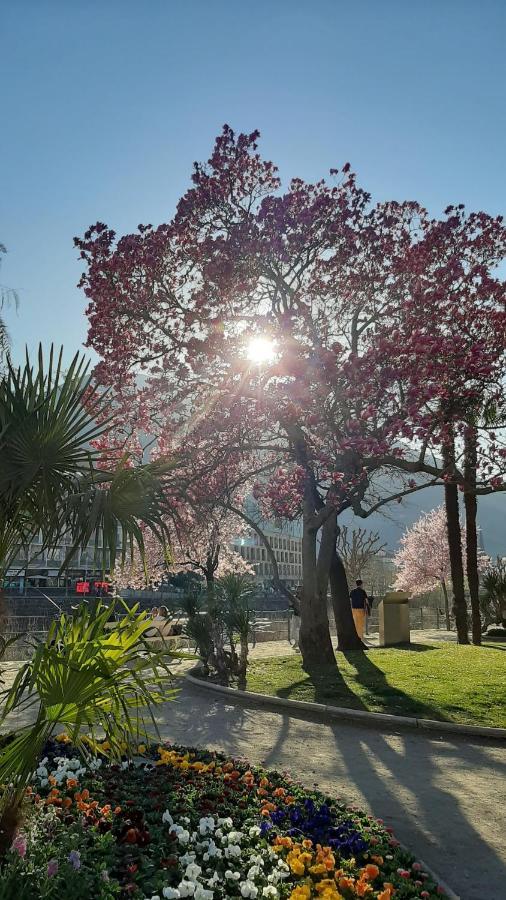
[1,737,447,899]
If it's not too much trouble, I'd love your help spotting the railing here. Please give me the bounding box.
[250,605,449,643]
[0,604,451,661]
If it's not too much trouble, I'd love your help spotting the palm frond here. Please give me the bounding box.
[0,600,177,800]
[0,344,175,577]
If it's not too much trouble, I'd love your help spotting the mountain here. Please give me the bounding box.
[340,484,506,557]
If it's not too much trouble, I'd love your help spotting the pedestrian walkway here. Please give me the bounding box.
[249,628,457,659]
[2,648,504,899]
[152,676,505,900]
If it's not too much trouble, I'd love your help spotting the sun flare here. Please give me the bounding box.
[246,336,277,365]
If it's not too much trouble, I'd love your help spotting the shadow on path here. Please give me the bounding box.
[155,679,506,900]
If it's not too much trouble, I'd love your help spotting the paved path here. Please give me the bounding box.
[2,654,504,900]
[249,628,457,658]
[151,676,505,900]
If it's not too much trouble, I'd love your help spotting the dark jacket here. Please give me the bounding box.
[350,587,368,610]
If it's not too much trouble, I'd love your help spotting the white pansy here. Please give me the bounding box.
[194,887,213,900]
[89,758,102,771]
[248,826,261,838]
[162,810,174,825]
[202,839,221,861]
[163,889,181,899]
[36,766,48,778]
[225,843,241,859]
[262,888,278,898]
[217,817,233,829]
[179,852,197,866]
[225,870,241,881]
[247,864,261,879]
[240,881,258,898]
[198,816,215,835]
[177,881,196,897]
[228,831,243,844]
[185,863,202,881]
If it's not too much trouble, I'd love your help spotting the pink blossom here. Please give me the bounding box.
[11,833,27,858]
[47,859,58,878]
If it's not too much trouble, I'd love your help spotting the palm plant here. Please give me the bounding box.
[219,573,256,687]
[179,593,215,674]
[480,559,506,631]
[0,600,176,816]
[0,345,173,582]
[0,345,179,846]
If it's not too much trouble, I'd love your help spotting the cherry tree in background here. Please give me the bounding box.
[367,208,506,643]
[169,506,254,592]
[113,526,170,592]
[393,506,488,631]
[114,509,253,593]
[76,126,506,665]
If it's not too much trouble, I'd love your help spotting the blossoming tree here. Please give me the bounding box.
[393,506,488,631]
[76,126,506,665]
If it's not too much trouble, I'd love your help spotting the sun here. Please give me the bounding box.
[246,336,277,365]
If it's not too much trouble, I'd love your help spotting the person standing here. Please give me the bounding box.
[290,588,302,652]
[350,579,369,640]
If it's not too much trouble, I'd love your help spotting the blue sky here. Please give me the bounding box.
[1,0,505,366]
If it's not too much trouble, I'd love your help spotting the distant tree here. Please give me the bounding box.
[113,526,170,591]
[169,507,254,592]
[480,558,506,631]
[335,526,386,585]
[114,507,253,594]
[394,506,488,631]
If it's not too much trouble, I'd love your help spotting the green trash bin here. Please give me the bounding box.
[379,591,411,646]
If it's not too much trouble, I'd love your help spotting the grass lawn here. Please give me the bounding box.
[245,641,506,728]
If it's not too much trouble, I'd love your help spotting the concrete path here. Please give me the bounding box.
[2,655,504,900]
[249,628,457,658]
[151,676,505,900]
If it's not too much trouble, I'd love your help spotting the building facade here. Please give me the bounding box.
[232,520,303,588]
[4,530,116,591]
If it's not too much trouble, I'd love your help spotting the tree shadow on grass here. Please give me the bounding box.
[368,641,436,652]
[340,649,448,722]
[481,642,506,652]
[276,666,368,710]
[274,648,447,721]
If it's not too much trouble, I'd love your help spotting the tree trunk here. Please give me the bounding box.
[464,428,481,645]
[443,443,469,644]
[238,636,248,690]
[441,579,451,631]
[299,496,336,672]
[205,571,229,683]
[329,547,364,651]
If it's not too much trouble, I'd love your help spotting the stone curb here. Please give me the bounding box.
[184,671,506,741]
[185,671,460,899]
